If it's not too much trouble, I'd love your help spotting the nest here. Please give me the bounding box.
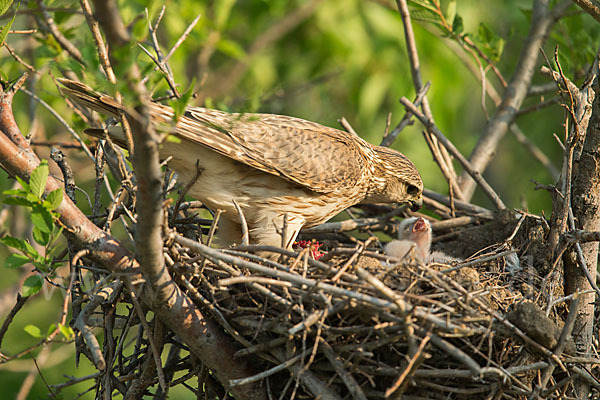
[161,206,598,399]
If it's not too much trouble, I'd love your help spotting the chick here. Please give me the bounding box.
[385,217,459,264]
[385,217,431,260]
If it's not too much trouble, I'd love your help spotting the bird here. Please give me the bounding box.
[59,79,423,250]
[385,217,458,263]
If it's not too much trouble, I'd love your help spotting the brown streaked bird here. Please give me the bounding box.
[59,79,423,250]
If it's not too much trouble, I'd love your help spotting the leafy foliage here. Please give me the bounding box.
[1,161,63,296]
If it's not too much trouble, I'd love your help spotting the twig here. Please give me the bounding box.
[229,350,309,387]
[171,161,202,227]
[385,331,431,397]
[380,81,431,147]
[50,147,76,203]
[176,235,477,334]
[321,340,367,400]
[233,200,249,246]
[124,280,167,392]
[0,294,29,349]
[19,87,96,163]
[400,98,506,210]
[35,0,83,64]
[530,296,580,399]
[74,281,122,371]
[79,0,116,83]
[564,230,600,243]
[423,189,494,218]
[395,0,461,195]
[540,65,581,98]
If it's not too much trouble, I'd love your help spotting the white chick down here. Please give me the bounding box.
[385,217,460,264]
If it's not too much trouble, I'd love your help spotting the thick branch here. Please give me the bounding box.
[563,73,600,397]
[572,0,600,22]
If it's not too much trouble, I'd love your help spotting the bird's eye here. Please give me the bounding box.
[407,184,420,195]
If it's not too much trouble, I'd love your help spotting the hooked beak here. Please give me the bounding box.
[409,197,422,212]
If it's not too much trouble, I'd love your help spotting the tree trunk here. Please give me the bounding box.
[564,76,600,399]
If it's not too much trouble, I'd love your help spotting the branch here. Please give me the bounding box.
[0,72,265,400]
[571,0,600,22]
[459,0,572,200]
[399,97,506,210]
[35,0,83,64]
[395,0,461,199]
[564,230,600,243]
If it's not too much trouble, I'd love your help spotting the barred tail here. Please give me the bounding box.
[57,78,122,118]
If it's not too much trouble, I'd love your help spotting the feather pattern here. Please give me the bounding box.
[58,78,424,250]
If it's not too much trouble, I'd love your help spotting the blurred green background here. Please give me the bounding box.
[0,0,598,398]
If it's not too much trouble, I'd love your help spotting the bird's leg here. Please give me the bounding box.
[251,214,305,251]
[213,216,242,247]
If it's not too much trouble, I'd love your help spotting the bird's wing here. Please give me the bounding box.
[174,107,371,193]
[58,78,370,194]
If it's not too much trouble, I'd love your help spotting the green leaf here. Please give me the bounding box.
[22,275,43,297]
[15,175,29,192]
[47,323,56,337]
[2,188,27,197]
[0,0,13,16]
[168,78,196,122]
[24,324,42,338]
[32,225,50,246]
[2,196,34,207]
[475,23,505,62]
[165,134,182,144]
[44,188,63,211]
[5,253,30,269]
[31,204,54,233]
[0,2,16,53]
[0,235,38,258]
[59,324,74,340]
[215,0,236,30]
[451,14,463,35]
[444,0,456,24]
[217,39,246,60]
[30,161,49,199]
[32,259,49,273]
[49,226,64,247]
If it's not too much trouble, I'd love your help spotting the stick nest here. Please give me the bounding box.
[164,207,598,399]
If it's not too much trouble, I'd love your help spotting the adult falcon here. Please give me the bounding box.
[59,79,423,249]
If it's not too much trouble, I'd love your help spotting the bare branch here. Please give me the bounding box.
[34,0,83,64]
[459,0,572,200]
[399,97,506,210]
[572,0,600,22]
[395,0,460,196]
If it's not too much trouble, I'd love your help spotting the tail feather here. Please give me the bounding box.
[84,127,129,149]
[58,78,122,118]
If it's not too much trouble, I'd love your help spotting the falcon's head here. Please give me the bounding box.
[364,146,423,211]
